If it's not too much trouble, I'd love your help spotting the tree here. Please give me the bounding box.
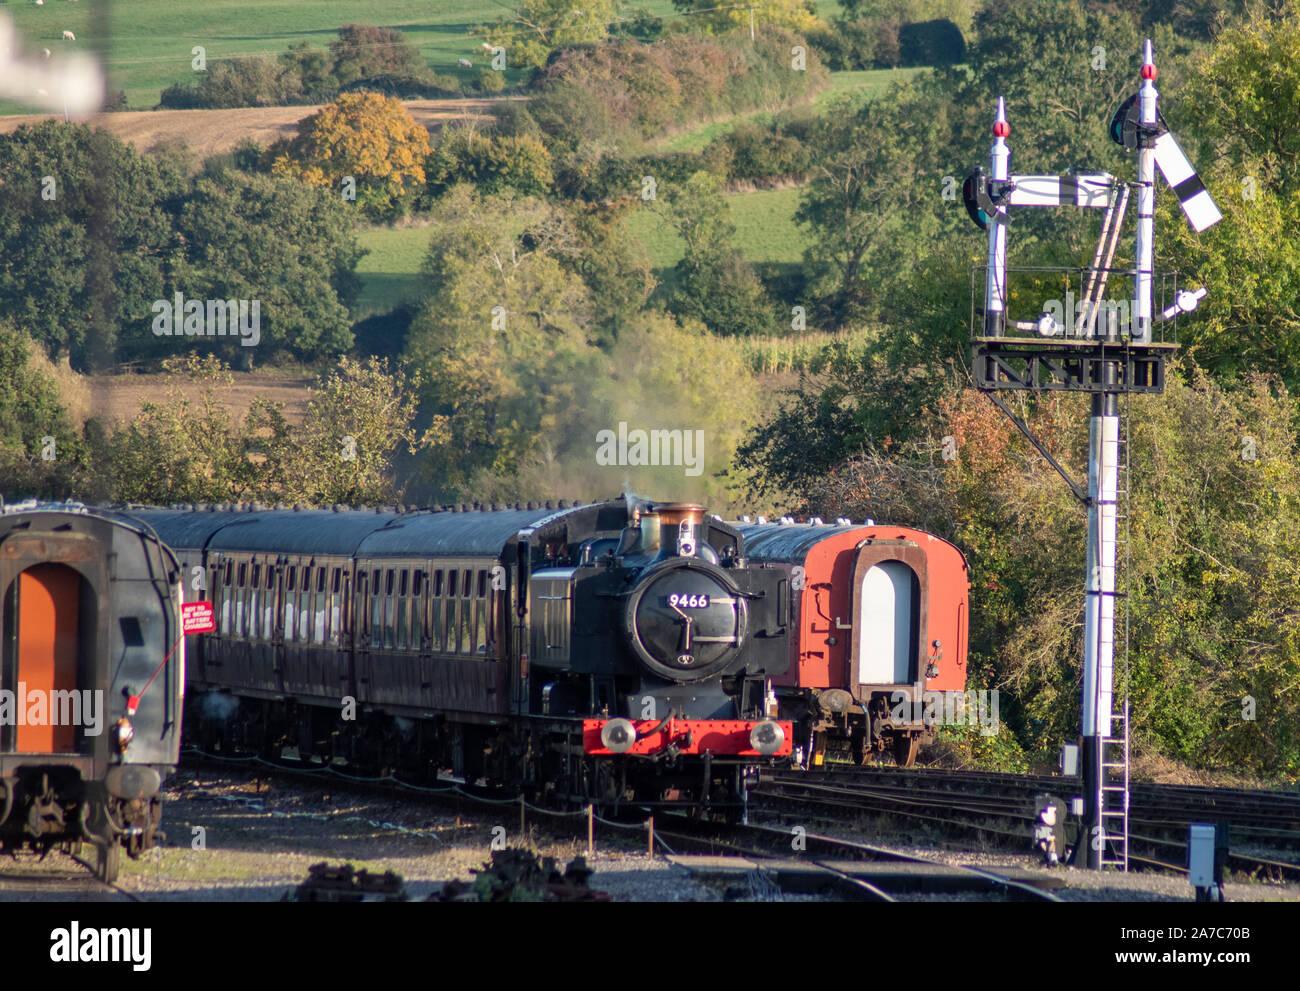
[659,171,778,337]
[174,171,362,360]
[0,122,180,367]
[671,0,824,34]
[270,92,431,219]
[250,357,434,505]
[107,355,258,504]
[329,24,427,85]
[0,321,91,500]
[424,125,554,201]
[1154,0,1300,388]
[567,203,656,342]
[404,187,604,492]
[108,355,431,506]
[158,56,305,109]
[795,83,954,327]
[482,0,616,70]
[934,0,1141,177]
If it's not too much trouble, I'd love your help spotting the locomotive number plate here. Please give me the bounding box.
[668,593,710,609]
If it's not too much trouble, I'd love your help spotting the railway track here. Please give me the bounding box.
[754,767,1300,881]
[649,818,1063,902]
[0,849,141,902]
[182,750,1061,900]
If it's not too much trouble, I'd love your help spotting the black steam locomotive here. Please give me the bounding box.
[0,503,184,882]
[129,497,793,813]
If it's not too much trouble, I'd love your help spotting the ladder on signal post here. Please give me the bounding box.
[1098,390,1132,870]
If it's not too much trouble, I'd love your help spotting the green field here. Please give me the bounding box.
[355,185,809,312]
[1,0,686,110]
[355,224,435,316]
[626,185,807,267]
[655,66,925,154]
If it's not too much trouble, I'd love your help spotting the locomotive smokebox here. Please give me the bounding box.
[653,503,706,561]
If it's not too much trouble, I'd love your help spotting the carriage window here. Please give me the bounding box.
[477,570,488,598]
[328,567,343,646]
[311,566,326,645]
[474,573,488,654]
[299,567,312,643]
[287,568,296,591]
[396,570,409,649]
[250,564,262,638]
[236,562,248,636]
[224,560,233,585]
[459,570,473,653]
[383,569,396,649]
[412,571,423,596]
[430,571,444,652]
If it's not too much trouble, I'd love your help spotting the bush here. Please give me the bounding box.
[424,128,554,201]
[157,81,203,109]
[708,121,810,184]
[874,19,902,67]
[476,68,506,93]
[898,18,966,66]
[157,56,302,109]
[340,74,460,99]
[809,19,879,70]
[330,24,426,85]
[531,32,827,148]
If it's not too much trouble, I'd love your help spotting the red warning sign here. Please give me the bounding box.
[182,601,216,635]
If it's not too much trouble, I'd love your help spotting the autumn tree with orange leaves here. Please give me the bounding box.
[270,92,430,219]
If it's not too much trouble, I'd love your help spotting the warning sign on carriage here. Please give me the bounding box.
[182,601,216,634]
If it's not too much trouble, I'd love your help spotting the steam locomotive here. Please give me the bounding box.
[0,503,184,882]
[128,497,793,814]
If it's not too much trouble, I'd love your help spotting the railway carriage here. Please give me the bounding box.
[129,497,793,813]
[0,502,184,882]
[736,519,970,767]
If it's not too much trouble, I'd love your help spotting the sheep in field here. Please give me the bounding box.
[62,30,76,41]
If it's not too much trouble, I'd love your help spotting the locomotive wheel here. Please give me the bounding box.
[893,735,921,767]
[94,842,120,884]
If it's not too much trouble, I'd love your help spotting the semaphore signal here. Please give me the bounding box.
[963,41,1222,871]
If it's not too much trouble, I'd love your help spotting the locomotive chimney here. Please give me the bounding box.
[653,503,706,561]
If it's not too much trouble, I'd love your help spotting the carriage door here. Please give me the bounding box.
[849,540,928,689]
[4,564,83,753]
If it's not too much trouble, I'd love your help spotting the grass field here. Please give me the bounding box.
[354,185,808,311]
[355,224,436,315]
[626,185,807,268]
[0,0,685,110]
